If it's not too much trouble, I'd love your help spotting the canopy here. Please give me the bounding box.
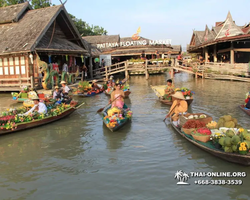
[151,85,166,98]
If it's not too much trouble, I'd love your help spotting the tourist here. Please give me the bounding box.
[101,59,106,71]
[92,80,100,91]
[163,79,175,100]
[245,92,250,109]
[60,81,70,96]
[62,63,68,73]
[109,83,125,109]
[165,91,188,125]
[53,86,61,100]
[22,95,47,115]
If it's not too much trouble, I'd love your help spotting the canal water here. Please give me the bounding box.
[0,73,250,200]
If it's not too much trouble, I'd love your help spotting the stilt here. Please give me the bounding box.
[145,60,149,79]
[125,60,129,79]
[195,72,198,79]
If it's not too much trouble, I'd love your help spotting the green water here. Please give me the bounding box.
[0,73,250,200]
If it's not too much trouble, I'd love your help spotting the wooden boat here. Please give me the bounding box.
[73,90,103,97]
[105,88,131,98]
[12,92,46,103]
[170,119,250,165]
[0,103,83,136]
[239,105,250,116]
[159,97,193,106]
[103,104,131,132]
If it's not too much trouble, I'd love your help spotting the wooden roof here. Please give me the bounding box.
[0,2,32,24]
[82,35,120,44]
[189,11,249,51]
[0,3,89,56]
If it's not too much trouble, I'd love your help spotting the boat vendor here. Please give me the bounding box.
[109,82,125,109]
[60,81,70,97]
[165,91,188,125]
[92,80,101,91]
[21,95,47,116]
[163,79,175,100]
[53,86,61,99]
[245,92,250,109]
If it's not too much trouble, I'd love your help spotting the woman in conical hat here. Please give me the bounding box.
[165,91,188,122]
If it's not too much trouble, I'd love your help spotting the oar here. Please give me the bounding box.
[163,103,178,122]
[75,102,85,109]
[96,95,121,113]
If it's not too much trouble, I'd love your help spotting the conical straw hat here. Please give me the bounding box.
[171,91,185,100]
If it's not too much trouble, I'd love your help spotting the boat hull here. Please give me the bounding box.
[73,90,103,97]
[239,105,250,116]
[0,108,76,136]
[170,120,250,165]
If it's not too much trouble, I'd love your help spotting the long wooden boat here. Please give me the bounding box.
[105,88,131,98]
[13,93,46,103]
[73,90,103,97]
[0,102,84,136]
[170,119,250,165]
[160,97,193,106]
[239,105,250,116]
[103,104,131,132]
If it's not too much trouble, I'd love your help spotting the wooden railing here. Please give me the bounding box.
[0,76,34,88]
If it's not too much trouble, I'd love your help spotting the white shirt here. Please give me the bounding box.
[63,85,70,93]
[24,102,47,115]
[62,63,68,72]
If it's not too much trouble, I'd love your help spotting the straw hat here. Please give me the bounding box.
[31,95,40,100]
[171,91,185,100]
[60,81,66,84]
[55,86,59,89]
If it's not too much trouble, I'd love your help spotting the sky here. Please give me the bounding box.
[52,0,250,50]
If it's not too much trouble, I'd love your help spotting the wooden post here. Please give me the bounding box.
[89,56,93,79]
[81,71,83,81]
[230,42,234,64]
[125,60,129,79]
[204,47,208,62]
[195,72,198,79]
[105,66,108,80]
[213,45,217,62]
[170,68,174,79]
[145,60,149,79]
[31,76,34,88]
[19,75,21,86]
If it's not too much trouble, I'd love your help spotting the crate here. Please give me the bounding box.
[180,113,212,127]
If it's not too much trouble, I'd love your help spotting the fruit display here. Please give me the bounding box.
[218,128,250,153]
[191,128,212,143]
[182,120,206,129]
[187,114,206,119]
[216,115,241,129]
[206,121,217,129]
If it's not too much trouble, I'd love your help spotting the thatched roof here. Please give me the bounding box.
[0,2,31,24]
[0,3,89,56]
[82,35,120,44]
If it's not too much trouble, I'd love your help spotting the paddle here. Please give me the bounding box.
[75,102,85,109]
[96,95,121,113]
[163,103,178,122]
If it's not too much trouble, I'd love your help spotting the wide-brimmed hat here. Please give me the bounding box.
[31,95,40,100]
[109,75,114,80]
[92,80,97,83]
[171,91,185,100]
[55,86,59,89]
[60,81,66,84]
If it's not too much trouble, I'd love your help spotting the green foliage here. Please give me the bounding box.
[69,13,108,36]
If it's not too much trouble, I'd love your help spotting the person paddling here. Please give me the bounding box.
[165,91,188,125]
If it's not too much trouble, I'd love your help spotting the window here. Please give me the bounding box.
[4,67,9,75]
[15,66,20,75]
[0,67,3,75]
[10,66,14,75]
[20,56,25,65]
[9,57,14,66]
[0,58,2,67]
[4,58,8,66]
[21,65,26,74]
[15,57,19,65]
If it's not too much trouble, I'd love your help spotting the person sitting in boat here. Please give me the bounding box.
[53,86,61,99]
[109,83,125,109]
[92,80,101,92]
[22,95,47,116]
[165,91,188,126]
[163,79,175,100]
[245,92,250,109]
[60,81,71,97]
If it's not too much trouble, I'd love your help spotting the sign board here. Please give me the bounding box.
[99,54,111,67]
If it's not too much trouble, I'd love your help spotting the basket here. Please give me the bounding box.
[181,128,195,135]
[192,134,211,143]
[180,113,212,127]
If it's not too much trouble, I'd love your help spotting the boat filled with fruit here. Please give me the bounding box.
[105,84,131,98]
[0,101,82,135]
[239,105,250,116]
[72,81,104,97]
[102,104,132,132]
[151,86,194,105]
[170,113,250,165]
